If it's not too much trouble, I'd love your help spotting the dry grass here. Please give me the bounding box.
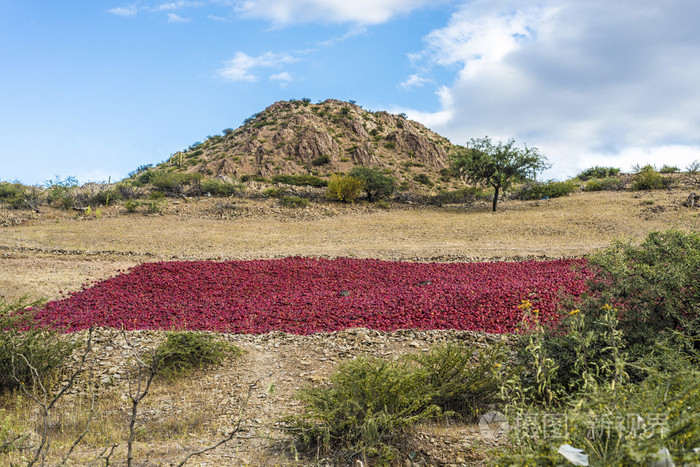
[1,189,698,302]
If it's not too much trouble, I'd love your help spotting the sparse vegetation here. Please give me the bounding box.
[583,176,627,191]
[152,331,240,379]
[200,179,239,197]
[271,174,327,187]
[632,165,673,190]
[326,174,364,202]
[311,155,331,166]
[348,166,396,201]
[513,180,577,200]
[577,166,620,181]
[279,196,309,208]
[0,297,78,395]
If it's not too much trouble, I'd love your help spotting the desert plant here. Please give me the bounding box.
[124,199,141,213]
[288,357,440,462]
[410,343,507,418]
[0,297,79,395]
[659,164,680,173]
[146,200,164,214]
[0,183,42,211]
[89,187,122,206]
[239,174,267,183]
[152,331,240,378]
[200,179,238,197]
[583,176,628,191]
[496,318,700,466]
[311,155,331,166]
[576,166,620,181]
[44,176,78,209]
[513,180,577,200]
[149,171,203,196]
[570,230,700,358]
[326,174,364,202]
[279,196,309,208]
[271,174,327,187]
[262,187,285,198]
[412,173,433,187]
[348,166,396,201]
[632,165,672,190]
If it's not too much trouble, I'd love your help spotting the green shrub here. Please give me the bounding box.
[632,165,672,190]
[583,176,627,191]
[89,188,122,206]
[262,188,285,198]
[124,199,141,213]
[572,230,700,358]
[326,174,364,202]
[311,155,331,166]
[498,311,700,466]
[577,166,621,181]
[410,343,506,418]
[659,164,680,174]
[146,200,164,213]
[279,196,308,208]
[149,171,203,196]
[45,176,78,209]
[152,332,239,378]
[0,298,78,395]
[429,187,481,205]
[348,166,396,202]
[240,174,268,183]
[0,182,25,201]
[514,180,577,200]
[413,173,433,187]
[0,183,41,210]
[288,357,440,462]
[271,174,327,187]
[200,179,238,197]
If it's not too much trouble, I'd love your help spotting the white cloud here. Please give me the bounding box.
[108,5,138,16]
[219,51,296,82]
[166,12,191,22]
[270,71,293,82]
[234,0,448,25]
[402,0,700,179]
[399,74,431,90]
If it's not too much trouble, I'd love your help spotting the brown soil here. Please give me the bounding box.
[0,189,698,465]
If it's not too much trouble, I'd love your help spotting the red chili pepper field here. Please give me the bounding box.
[35,257,591,334]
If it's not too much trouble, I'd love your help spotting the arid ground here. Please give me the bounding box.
[0,189,698,465]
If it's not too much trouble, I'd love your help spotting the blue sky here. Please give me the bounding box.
[2,0,700,185]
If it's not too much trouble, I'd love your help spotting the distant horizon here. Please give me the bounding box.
[3,1,700,185]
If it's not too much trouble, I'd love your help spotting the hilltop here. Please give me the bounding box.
[146,99,461,191]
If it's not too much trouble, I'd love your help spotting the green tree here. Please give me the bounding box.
[451,137,550,212]
[348,166,396,202]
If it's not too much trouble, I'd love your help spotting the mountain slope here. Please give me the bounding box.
[155,99,463,190]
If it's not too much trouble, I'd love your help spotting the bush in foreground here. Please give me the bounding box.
[152,331,240,378]
[0,298,78,395]
[574,229,700,357]
[288,343,507,462]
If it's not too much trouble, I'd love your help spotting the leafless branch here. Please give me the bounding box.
[175,378,260,467]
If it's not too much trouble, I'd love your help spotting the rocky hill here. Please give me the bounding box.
[153,99,463,191]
